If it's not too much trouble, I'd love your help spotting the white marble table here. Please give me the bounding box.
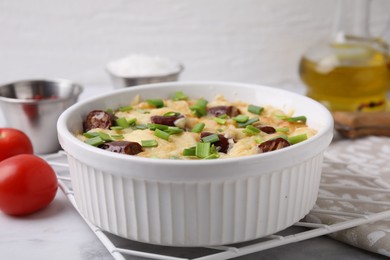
[0,86,388,260]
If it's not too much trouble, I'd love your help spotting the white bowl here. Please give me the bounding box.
[57,81,333,247]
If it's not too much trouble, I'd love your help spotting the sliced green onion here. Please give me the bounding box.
[111,134,124,140]
[203,153,220,160]
[191,123,205,133]
[98,132,112,141]
[233,115,249,123]
[237,117,259,127]
[275,114,288,120]
[183,146,196,156]
[218,114,228,119]
[141,139,158,147]
[276,127,289,133]
[196,142,211,158]
[163,111,181,117]
[248,104,264,115]
[165,126,184,135]
[243,125,260,135]
[217,128,224,132]
[287,116,307,123]
[213,117,226,125]
[146,99,164,108]
[85,136,104,146]
[201,134,220,143]
[116,117,130,128]
[210,144,218,154]
[83,132,99,138]
[134,124,148,130]
[190,98,208,117]
[172,91,188,101]
[154,129,170,141]
[119,105,133,112]
[128,118,137,126]
[147,123,169,131]
[254,136,263,144]
[106,108,114,114]
[110,126,123,130]
[195,98,208,107]
[288,133,308,144]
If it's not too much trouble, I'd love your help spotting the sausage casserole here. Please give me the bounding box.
[77,91,317,159]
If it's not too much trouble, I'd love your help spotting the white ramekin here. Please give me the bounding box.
[57,81,333,246]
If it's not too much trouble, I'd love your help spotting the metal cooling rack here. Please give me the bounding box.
[43,151,390,260]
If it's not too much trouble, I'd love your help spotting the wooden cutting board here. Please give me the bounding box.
[333,111,390,138]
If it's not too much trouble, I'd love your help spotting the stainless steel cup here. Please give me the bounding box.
[0,79,83,154]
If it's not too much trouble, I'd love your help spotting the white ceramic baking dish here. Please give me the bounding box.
[57,81,333,247]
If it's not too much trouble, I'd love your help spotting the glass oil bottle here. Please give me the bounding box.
[299,0,390,111]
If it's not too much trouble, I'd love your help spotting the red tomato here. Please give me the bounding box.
[0,128,33,162]
[0,154,58,216]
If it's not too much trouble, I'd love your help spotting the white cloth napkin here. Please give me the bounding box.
[305,136,390,257]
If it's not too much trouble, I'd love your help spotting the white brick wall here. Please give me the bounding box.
[1,0,389,92]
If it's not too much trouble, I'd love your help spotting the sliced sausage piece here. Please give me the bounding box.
[258,126,276,134]
[99,141,143,155]
[208,106,240,117]
[150,115,184,126]
[84,110,114,131]
[258,138,290,153]
[200,132,230,153]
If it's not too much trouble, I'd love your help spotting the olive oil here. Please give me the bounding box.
[299,43,390,111]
